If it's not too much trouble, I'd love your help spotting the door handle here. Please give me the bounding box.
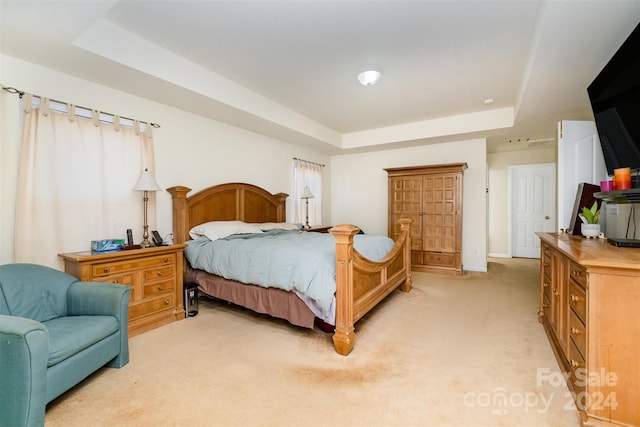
[545,216,550,219]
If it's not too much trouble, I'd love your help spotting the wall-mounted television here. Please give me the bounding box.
[587,22,640,176]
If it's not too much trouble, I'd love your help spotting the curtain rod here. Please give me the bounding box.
[2,85,161,128]
[293,157,325,167]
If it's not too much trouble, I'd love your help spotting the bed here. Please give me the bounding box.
[168,182,412,355]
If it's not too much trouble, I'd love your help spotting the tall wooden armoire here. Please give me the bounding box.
[385,163,467,276]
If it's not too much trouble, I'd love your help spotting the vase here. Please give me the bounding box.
[581,223,600,238]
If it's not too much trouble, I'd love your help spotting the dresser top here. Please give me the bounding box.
[537,232,640,272]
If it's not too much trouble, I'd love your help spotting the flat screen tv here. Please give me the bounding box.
[587,22,640,176]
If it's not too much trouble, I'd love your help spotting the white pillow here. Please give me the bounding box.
[189,221,263,241]
[249,222,300,231]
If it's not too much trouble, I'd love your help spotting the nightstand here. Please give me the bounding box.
[58,244,187,336]
[304,225,333,233]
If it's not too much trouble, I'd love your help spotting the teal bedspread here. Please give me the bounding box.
[184,230,394,317]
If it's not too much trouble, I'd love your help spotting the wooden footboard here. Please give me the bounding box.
[330,219,412,356]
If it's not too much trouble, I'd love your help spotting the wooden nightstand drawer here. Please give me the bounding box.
[92,254,175,277]
[130,294,175,319]
[142,265,175,282]
[143,279,174,298]
[99,272,135,286]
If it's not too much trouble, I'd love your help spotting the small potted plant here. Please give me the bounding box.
[579,201,601,238]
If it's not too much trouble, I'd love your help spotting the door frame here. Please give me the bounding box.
[508,163,556,258]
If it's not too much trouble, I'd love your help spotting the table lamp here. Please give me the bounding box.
[301,186,315,229]
[133,168,162,247]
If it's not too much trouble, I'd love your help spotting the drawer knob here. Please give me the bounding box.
[570,294,580,303]
[158,285,164,290]
[112,280,119,284]
[570,327,581,335]
[164,299,170,305]
[570,359,580,368]
[157,271,163,276]
[104,267,110,273]
[541,303,548,308]
[163,257,169,263]
[543,282,549,288]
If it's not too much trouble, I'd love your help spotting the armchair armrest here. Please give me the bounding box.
[67,282,132,367]
[0,315,49,426]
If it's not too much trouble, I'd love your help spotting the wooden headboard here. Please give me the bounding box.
[167,182,288,244]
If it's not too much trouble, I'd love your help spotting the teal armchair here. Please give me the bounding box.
[0,263,131,427]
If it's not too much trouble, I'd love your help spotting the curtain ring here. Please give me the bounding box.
[113,115,121,132]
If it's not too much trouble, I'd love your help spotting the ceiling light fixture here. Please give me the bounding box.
[358,69,381,86]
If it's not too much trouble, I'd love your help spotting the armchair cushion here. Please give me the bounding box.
[43,316,118,366]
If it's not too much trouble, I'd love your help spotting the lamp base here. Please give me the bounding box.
[140,238,154,248]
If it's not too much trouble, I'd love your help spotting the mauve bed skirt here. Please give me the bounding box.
[185,268,317,329]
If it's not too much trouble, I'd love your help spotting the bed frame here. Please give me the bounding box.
[167,182,412,355]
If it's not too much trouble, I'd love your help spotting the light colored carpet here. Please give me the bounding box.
[45,258,582,427]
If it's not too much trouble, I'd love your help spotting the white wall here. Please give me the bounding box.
[331,139,488,272]
[0,55,331,263]
[487,147,556,257]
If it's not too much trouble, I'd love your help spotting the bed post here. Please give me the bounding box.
[330,224,360,356]
[166,186,191,244]
[399,218,413,292]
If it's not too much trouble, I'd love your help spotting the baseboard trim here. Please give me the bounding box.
[463,265,488,273]
[488,253,511,258]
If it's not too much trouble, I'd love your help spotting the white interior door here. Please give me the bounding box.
[510,163,556,258]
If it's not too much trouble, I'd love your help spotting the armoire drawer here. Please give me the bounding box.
[423,252,455,267]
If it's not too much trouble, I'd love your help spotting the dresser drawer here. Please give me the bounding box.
[142,279,174,298]
[568,338,586,398]
[542,292,551,320]
[423,252,455,267]
[568,279,587,323]
[130,294,175,319]
[542,274,552,301]
[568,261,587,289]
[569,309,586,359]
[542,246,551,278]
[92,254,176,277]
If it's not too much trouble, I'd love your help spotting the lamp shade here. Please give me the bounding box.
[132,168,162,192]
[301,186,315,199]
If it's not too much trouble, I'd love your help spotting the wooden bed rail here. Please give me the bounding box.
[330,218,412,355]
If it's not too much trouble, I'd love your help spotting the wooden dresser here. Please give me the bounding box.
[59,244,187,336]
[385,163,467,275]
[537,232,640,426]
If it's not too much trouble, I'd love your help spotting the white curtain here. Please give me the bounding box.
[293,158,323,226]
[15,94,156,269]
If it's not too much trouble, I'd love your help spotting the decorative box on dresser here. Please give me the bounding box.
[59,244,188,337]
[537,232,640,426]
[385,163,467,276]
